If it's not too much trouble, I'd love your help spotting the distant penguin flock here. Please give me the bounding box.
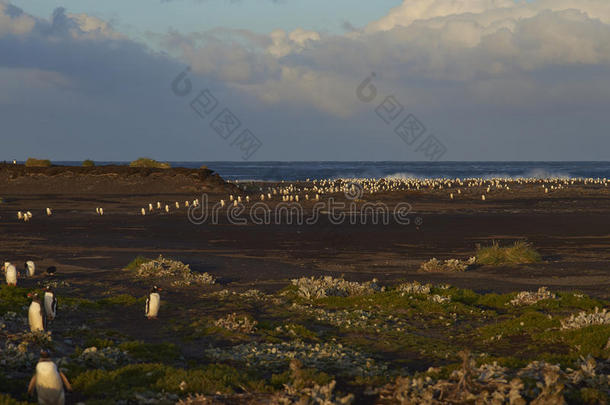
[7,177,609,222]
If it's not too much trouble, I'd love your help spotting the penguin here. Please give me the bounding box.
[28,351,72,405]
[28,292,46,332]
[43,287,58,321]
[46,266,57,276]
[5,263,17,286]
[145,286,161,319]
[25,260,36,277]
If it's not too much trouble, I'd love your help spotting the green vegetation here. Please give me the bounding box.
[82,159,95,167]
[24,158,51,167]
[2,274,609,403]
[118,341,180,363]
[73,363,268,401]
[475,240,542,265]
[129,157,171,169]
[0,393,30,405]
[125,255,148,271]
[0,285,33,313]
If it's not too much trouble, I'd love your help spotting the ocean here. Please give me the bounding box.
[51,161,610,182]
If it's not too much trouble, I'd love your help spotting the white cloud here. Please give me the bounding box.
[161,0,610,118]
[267,28,320,57]
[0,2,35,36]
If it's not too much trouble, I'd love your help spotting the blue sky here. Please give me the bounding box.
[11,0,402,40]
[2,0,610,161]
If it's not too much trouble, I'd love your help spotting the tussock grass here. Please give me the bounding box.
[82,159,95,167]
[25,157,51,167]
[475,240,542,265]
[125,255,148,271]
[129,157,171,169]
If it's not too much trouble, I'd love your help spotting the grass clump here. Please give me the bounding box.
[129,157,171,169]
[25,158,51,167]
[82,159,95,167]
[476,241,542,265]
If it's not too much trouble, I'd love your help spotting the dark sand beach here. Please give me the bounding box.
[1,165,609,403]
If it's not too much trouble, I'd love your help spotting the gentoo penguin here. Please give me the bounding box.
[28,292,46,332]
[5,263,17,286]
[28,351,72,405]
[46,266,57,276]
[25,260,36,277]
[145,286,161,319]
[43,287,58,321]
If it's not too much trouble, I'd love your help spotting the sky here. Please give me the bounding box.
[1,0,610,161]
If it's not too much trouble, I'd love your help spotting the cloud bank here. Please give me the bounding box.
[2,0,610,160]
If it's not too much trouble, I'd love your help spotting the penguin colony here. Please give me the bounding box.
[1,260,161,404]
[2,175,608,403]
[10,177,607,222]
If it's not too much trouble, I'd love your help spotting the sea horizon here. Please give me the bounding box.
[21,160,610,181]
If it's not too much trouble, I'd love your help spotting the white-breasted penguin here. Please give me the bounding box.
[28,351,72,405]
[44,287,58,321]
[145,286,161,319]
[25,260,36,277]
[28,292,46,332]
[5,263,17,286]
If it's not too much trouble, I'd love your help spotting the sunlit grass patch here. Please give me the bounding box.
[65,294,142,310]
[475,240,542,265]
[129,157,171,169]
[24,157,51,167]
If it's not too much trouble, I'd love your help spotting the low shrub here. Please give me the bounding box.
[129,158,171,169]
[25,158,51,167]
